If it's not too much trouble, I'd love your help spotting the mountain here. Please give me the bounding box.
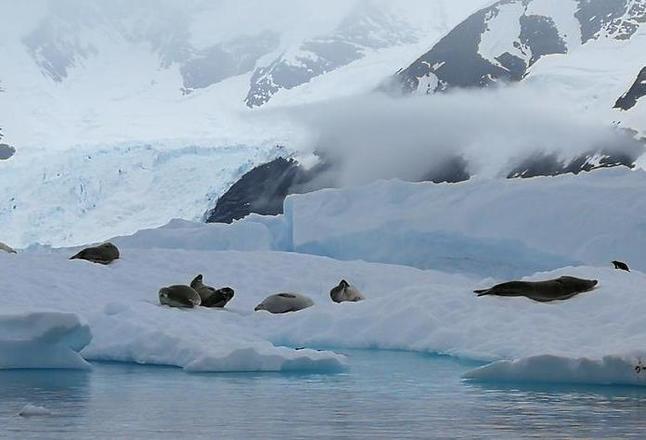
[393,0,645,96]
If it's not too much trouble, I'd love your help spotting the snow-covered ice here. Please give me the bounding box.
[0,312,91,370]
[2,169,646,386]
[118,168,646,277]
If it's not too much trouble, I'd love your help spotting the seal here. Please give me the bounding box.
[254,293,314,314]
[0,242,17,254]
[190,274,235,308]
[70,242,120,264]
[330,280,365,303]
[612,260,630,272]
[159,285,201,308]
[474,276,598,302]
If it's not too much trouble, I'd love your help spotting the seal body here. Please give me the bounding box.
[159,285,201,308]
[0,242,17,254]
[254,293,314,314]
[190,274,235,308]
[70,242,120,264]
[330,280,365,303]
[612,260,630,272]
[474,276,598,302]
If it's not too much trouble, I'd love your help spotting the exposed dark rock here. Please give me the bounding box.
[0,144,15,160]
[615,67,646,110]
[507,149,642,179]
[205,158,331,224]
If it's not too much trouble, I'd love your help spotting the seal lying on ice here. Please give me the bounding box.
[254,293,314,314]
[330,280,365,303]
[190,274,234,308]
[474,276,598,302]
[70,242,120,264]
[159,285,201,308]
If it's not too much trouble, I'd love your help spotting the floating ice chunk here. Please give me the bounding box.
[18,404,52,417]
[0,312,92,370]
[464,353,646,387]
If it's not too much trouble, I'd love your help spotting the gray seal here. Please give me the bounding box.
[159,285,201,308]
[474,276,598,302]
[190,274,234,308]
[254,293,314,314]
[0,242,17,254]
[70,242,120,265]
[330,280,365,303]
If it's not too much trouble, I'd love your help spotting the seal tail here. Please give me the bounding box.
[474,289,491,296]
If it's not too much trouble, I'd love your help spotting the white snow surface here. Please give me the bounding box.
[0,311,91,370]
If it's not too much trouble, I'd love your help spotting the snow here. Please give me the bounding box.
[0,312,91,370]
[525,0,581,51]
[478,2,526,69]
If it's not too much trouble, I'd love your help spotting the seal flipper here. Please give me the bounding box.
[474,289,491,296]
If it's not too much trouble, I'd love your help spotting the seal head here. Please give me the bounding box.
[330,279,365,303]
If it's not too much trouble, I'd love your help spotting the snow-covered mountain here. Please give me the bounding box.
[394,0,645,94]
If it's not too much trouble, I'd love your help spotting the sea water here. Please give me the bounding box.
[1,350,646,439]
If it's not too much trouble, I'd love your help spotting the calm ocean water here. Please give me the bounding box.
[2,350,646,439]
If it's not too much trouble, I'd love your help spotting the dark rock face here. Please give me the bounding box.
[575,0,645,43]
[205,158,326,224]
[615,67,646,110]
[507,148,643,179]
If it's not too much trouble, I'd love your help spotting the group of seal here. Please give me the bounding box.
[38,240,637,306]
[159,277,366,314]
[159,274,235,309]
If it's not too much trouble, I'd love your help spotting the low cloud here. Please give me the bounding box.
[275,85,644,186]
